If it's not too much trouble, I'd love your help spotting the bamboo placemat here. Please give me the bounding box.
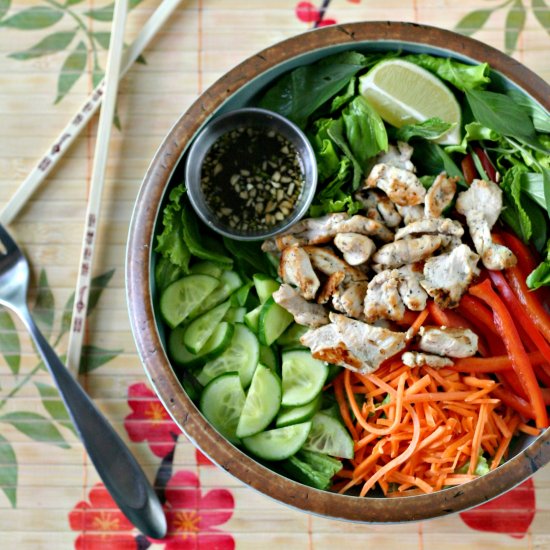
[0,1,549,548]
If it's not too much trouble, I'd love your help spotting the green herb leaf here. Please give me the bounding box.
[445,122,500,154]
[330,76,356,113]
[0,0,11,21]
[8,30,76,60]
[32,269,54,339]
[454,9,493,36]
[532,0,550,38]
[520,171,550,210]
[55,40,87,104]
[61,269,116,335]
[505,0,527,54]
[500,165,532,242]
[222,237,275,278]
[0,433,17,507]
[0,412,69,449]
[155,184,192,271]
[84,3,114,21]
[258,51,368,127]
[411,141,464,184]
[507,89,550,133]
[80,344,122,374]
[327,117,363,190]
[404,54,490,91]
[395,117,453,142]
[1,6,63,29]
[34,382,75,435]
[343,96,388,169]
[527,241,550,288]
[0,309,20,375]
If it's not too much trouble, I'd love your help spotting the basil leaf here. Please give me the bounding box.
[411,140,464,184]
[520,172,550,211]
[404,54,490,91]
[330,76,356,113]
[342,96,388,169]
[395,117,453,142]
[500,165,532,242]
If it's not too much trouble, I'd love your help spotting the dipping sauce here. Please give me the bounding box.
[200,126,305,233]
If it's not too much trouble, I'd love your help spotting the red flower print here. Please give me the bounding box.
[295,1,337,27]
[150,470,235,550]
[460,478,536,538]
[195,449,215,466]
[124,382,182,458]
[69,483,136,550]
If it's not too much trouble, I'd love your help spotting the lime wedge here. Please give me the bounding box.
[359,59,461,145]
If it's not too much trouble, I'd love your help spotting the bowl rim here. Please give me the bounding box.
[127,21,550,522]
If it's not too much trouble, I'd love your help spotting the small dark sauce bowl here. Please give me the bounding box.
[185,107,317,241]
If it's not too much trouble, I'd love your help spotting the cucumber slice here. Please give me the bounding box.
[253,273,280,304]
[190,260,224,279]
[155,256,185,292]
[224,306,246,323]
[244,304,262,333]
[281,350,329,407]
[197,323,259,388]
[200,373,245,444]
[232,281,254,307]
[258,297,293,346]
[259,344,279,373]
[242,421,312,461]
[190,270,242,319]
[302,412,354,459]
[276,393,321,428]
[169,322,233,368]
[276,323,309,349]
[160,274,219,329]
[236,364,282,438]
[183,300,231,354]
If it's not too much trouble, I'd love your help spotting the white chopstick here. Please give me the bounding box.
[65,0,128,375]
[0,0,182,226]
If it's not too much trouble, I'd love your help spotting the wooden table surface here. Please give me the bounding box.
[0,0,549,548]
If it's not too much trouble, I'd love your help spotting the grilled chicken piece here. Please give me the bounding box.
[395,204,425,225]
[396,265,428,311]
[317,271,346,304]
[394,217,464,241]
[363,270,404,322]
[332,281,369,319]
[402,351,454,368]
[372,235,443,268]
[303,246,367,282]
[334,233,376,266]
[272,284,329,328]
[418,326,478,358]
[455,179,516,270]
[365,164,426,206]
[279,246,320,300]
[355,189,402,228]
[336,215,394,242]
[375,141,415,172]
[424,173,458,218]
[421,244,479,308]
[300,312,407,373]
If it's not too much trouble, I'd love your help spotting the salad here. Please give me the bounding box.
[154,49,550,497]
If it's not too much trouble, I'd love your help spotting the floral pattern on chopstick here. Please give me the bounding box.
[0,268,122,509]
[0,0,146,104]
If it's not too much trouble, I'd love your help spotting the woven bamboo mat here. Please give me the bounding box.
[0,0,549,548]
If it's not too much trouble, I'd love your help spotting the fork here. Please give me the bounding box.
[0,223,167,538]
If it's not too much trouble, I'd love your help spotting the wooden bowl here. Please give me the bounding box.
[127,21,550,522]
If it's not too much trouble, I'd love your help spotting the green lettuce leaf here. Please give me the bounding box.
[445,122,500,154]
[395,117,454,142]
[500,165,532,243]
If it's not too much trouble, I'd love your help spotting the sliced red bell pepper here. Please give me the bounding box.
[498,231,538,274]
[461,154,477,185]
[473,146,498,182]
[469,279,548,428]
[492,386,535,421]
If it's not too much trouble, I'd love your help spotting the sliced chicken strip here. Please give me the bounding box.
[365,163,426,206]
[455,179,517,270]
[364,270,405,322]
[402,351,454,368]
[336,215,394,242]
[395,265,428,312]
[395,204,425,225]
[372,235,443,268]
[375,141,415,172]
[424,172,458,218]
[317,271,346,304]
[279,246,320,301]
[272,284,329,328]
[353,190,384,222]
[418,326,478,358]
[355,189,402,228]
[300,313,407,374]
[303,246,367,282]
[394,217,464,241]
[334,233,376,266]
[332,281,369,319]
[421,244,480,309]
